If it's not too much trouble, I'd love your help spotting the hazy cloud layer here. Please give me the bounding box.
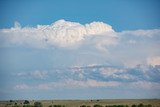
[14,64,160,91]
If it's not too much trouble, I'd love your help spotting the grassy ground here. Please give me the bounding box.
[0,99,160,107]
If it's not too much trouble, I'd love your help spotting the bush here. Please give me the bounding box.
[23,105,34,107]
[138,103,144,107]
[106,105,128,107]
[34,102,43,107]
[80,105,91,107]
[24,100,30,104]
[93,104,103,107]
[131,104,137,107]
[14,102,17,105]
[80,105,86,107]
[117,105,125,107]
[146,104,152,107]
[125,105,129,107]
[12,105,21,107]
[131,104,151,107]
[49,105,65,107]
[10,100,14,102]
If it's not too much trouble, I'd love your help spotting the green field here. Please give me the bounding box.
[0,99,160,107]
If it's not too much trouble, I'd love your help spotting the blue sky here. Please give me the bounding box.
[0,0,160,100]
[0,0,160,31]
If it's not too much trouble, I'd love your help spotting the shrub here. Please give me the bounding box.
[10,100,14,102]
[80,105,86,107]
[125,105,129,107]
[93,104,103,107]
[23,105,34,107]
[117,105,125,107]
[52,105,65,107]
[131,104,137,107]
[138,103,144,107]
[12,105,21,107]
[106,105,128,107]
[24,100,30,104]
[146,104,152,107]
[34,102,43,107]
[14,102,17,105]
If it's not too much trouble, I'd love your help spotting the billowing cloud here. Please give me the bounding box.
[1,20,159,66]
[0,19,115,48]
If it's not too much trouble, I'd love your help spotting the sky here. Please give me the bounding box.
[0,0,160,100]
[0,0,160,31]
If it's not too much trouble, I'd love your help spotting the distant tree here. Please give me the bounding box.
[146,104,152,107]
[24,100,30,104]
[12,105,21,107]
[14,102,17,105]
[23,105,34,107]
[93,104,103,107]
[80,105,86,107]
[10,100,14,102]
[34,102,43,107]
[131,104,137,107]
[138,103,144,107]
[125,105,129,107]
[106,105,127,107]
[53,105,65,107]
[117,105,125,107]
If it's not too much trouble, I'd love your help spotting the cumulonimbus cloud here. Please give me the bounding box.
[0,19,115,48]
[1,20,160,72]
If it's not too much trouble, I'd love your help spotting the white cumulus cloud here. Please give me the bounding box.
[0,19,115,48]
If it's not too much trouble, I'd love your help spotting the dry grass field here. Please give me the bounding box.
[0,99,160,107]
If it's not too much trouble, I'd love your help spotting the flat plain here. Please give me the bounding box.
[0,99,160,107]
